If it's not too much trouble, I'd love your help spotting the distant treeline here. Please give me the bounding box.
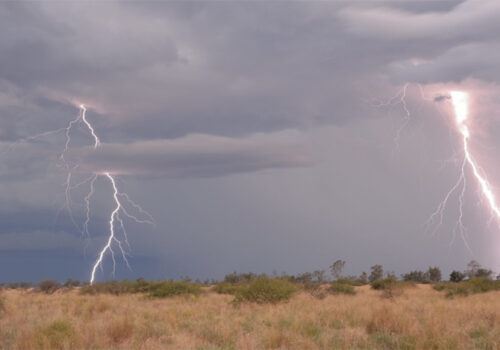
[1,260,499,297]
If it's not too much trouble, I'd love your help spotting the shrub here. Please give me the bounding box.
[327,282,356,295]
[302,282,327,299]
[371,277,397,290]
[369,265,384,282]
[433,277,500,297]
[401,270,427,283]
[213,282,244,295]
[224,272,257,284]
[234,277,297,304]
[148,281,202,298]
[37,279,61,294]
[80,280,139,295]
[63,278,81,288]
[449,270,465,282]
[427,266,442,283]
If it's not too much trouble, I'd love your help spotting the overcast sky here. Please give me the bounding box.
[1,0,500,283]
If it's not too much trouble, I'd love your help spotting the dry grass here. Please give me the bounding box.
[0,284,498,349]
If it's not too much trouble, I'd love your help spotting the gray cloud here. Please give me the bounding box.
[387,43,500,84]
[339,0,499,41]
[1,1,500,281]
[74,132,313,178]
[0,230,81,251]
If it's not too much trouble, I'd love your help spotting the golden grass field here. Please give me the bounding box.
[0,284,498,350]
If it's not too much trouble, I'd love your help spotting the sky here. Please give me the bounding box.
[1,0,500,283]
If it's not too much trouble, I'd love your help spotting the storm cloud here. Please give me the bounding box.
[1,0,500,282]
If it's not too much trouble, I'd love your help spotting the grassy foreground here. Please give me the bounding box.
[0,285,499,350]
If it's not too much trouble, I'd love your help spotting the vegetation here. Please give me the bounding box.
[233,277,297,304]
[79,279,202,298]
[80,280,140,295]
[148,281,202,298]
[371,277,398,290]
[0,282,499,349]
[329,259,345,280]
[450,270,466,282]
[402,267,442,283]
[369,264,384,282]
[37,279,61,294]
[0,260,499,348]
[327,281,356,295]
[213,281,244,295]
[434,277,500,298]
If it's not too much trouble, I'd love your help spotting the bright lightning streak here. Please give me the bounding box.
[72,105,153,284]
[89,172,128,284]
[80,105,100,148]
[15,104,154,284]
[427,91,500,250]
[451,92,500,219]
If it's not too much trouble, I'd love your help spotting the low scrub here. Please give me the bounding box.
[327,282,356,295]
[37,279,61,294]
[233,277,297,304]
[371,277,397,290]
[433,277,500,298]
[148,281,202,298]
[213,281,244,295]
[80,280,139,295]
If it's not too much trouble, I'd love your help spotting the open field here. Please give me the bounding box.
[0,284,499,350]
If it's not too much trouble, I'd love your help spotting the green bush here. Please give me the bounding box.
[80,280,138,295]
[371,277,397,290]
[234,277,297,304]
[327,282,356,295]
[302,282,327,299]
[434,277,500,297]
[213,282,244,295]
[148,281,202,298]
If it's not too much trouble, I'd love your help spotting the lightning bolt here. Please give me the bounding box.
[12,104,154,284]
[426,91,500,252]
[75,105,154,284]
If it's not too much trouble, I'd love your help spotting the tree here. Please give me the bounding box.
[475,268,493,279]
[330,260,345,280]
[464,260,493,279]
[312,270,327,283]
[358,272,368,284]
[449,270,465,282]
[385,271,396,279]
[292,272,313,284]
[465,260,481,279]
[427,267,442,283]
[402,270,426,283]
[369,265,383,283]
[63,278,80,288]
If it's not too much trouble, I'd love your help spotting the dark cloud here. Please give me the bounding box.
[434,95,451,102]
[1,0,500,281]
[73,132,313,178]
